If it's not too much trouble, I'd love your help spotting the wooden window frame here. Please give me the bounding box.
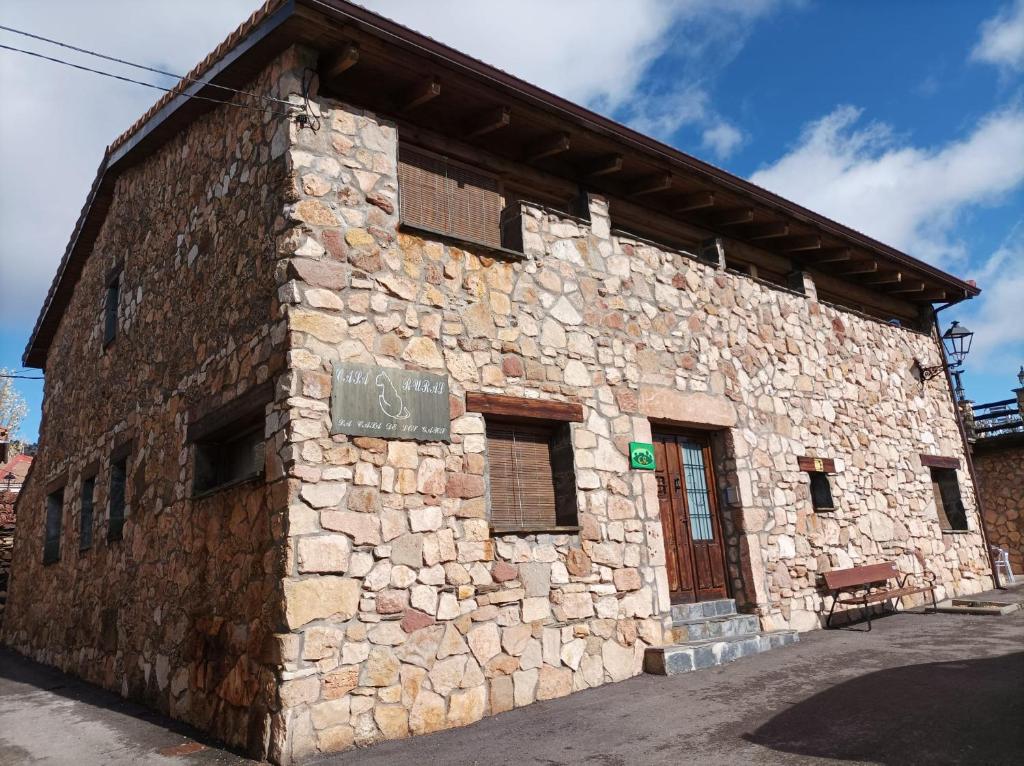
[103,265,122,348]
[808,472,835,512]
[43,486,64,565]
[929,466,968,532]
[79,473,97,552]
[188,384,271,498]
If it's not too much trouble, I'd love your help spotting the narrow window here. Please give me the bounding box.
[485,420,577,532]
[809,472,835,511]
[43,488,64,564]
[104,270,121,346]
[931,467,967,531]
[194,424,265,495]
[398,145,506,250]
[79,475,96,551]
[108,456,127,541]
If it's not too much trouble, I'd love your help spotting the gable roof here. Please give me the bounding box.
[23,0,980,368]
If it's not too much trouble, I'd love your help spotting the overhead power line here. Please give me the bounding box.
[0,23,296,109]
[0,43,299,119]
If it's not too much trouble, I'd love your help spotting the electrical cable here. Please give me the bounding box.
[0,43,299,119]
[0,23,296,109]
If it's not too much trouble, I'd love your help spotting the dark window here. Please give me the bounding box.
[194,425,265,495]
[79,476,96,550]
[931,467,967,531]
[43,488,64,564]
[104,271,120,346]
[398,145,506,250]
[485,420,577,532]
[809,472,835,511]
[108,457,127,541]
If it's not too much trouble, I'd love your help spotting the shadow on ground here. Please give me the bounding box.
[745,651,1024,765]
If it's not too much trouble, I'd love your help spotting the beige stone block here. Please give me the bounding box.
[297,535,352,574]
[395,625,444,669]
[311,697,351,730]
[402,337,445,369]
[536,665,573,700]
[489,675,514,715]
[612,567,642,591]
[300,482,347,509]
[428,655,467,696]
[317,724,355,753]
[284,577,359,629]
[638,386,737,428]
[360,646,401,687]
[303,626,343,660]
[513,668,538,707]
[467,623,501,664]
[417,457,447,494]
[321,510,381,545]
[602,639,637,682]
[437,623,470,659]
[279,675,320,707]
[558,592,595,620]
[448,685,487,727]
[409,690,448,735]
[521,597,551,623]
[501,623,533,656]
[387,440,419,469]
[374,704,410,740]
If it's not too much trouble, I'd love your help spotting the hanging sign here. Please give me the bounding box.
[629,442,656,470]
[331,362,450,442]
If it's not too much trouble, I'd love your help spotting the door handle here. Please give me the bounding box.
[674,477,681,492]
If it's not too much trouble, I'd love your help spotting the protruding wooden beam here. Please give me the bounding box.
[780,235,822,252]
[815,248,854,264]
[920,288,949,302]
[464,106,511,139]
[889,281,926,294]
[675,191,715,213]
[863,271,902,286]
[526,132,571,163]
[400,77,440,111]
[709,208,754,227]
[839,260,879,276]
[323,43,359,81]
[628,173,672,197]
[745,222,789,241]
[584,154,623,178]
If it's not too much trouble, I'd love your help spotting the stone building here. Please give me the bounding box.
[3,1,994,762]
[969,378,1024,576]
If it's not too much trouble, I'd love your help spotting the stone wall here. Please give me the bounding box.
[265,84,992,761]
[1,49,308,758]
[975,440,1024,575]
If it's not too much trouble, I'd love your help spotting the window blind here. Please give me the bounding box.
[398,145,503,249]
[486,425,559,530]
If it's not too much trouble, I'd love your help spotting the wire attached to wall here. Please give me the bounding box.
[299,68,322,132]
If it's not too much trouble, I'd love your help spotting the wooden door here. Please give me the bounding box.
[653,432,728,603]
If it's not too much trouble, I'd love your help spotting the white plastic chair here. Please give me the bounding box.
[991,545,1015,585]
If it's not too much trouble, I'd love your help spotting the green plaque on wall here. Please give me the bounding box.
[629,442,655,470]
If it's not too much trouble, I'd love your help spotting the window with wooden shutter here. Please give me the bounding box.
[485,421,577,532]
[930,467,967,531]
[398,145,503,249]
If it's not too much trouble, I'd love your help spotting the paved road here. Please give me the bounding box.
[2,592,1022,765]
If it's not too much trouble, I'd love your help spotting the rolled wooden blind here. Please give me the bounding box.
[398,145,503,249]
[486,424,559,530]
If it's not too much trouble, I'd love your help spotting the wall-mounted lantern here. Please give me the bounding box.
[918,321,974,381]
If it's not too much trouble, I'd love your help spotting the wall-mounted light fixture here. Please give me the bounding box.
[917,321,974,381]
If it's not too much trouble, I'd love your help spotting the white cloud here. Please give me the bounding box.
[971,0,1024,72]
[749,104,1024,267]
[701,122,745,159]
[0,0,259,328]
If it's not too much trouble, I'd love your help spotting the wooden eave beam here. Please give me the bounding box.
[628,173,672,197]
[815,248,854,264]
[921,288,948,301]
[674,191,715,213]
[709,207,754,227]
[745,222,789,241]
[839,260,879,276]
[889,281,926,294]
[399,76,441,111]
[464,105,511,139]
[584,154,623,178]
[526,132,571,163]
[323,43,360,82]
[780,235,822,252]
[863,271,902,286]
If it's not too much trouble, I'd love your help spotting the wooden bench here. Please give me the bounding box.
[823,557,937,630]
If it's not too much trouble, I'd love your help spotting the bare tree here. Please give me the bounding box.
[0,369,29,440]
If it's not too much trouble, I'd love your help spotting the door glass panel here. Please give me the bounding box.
[681,439,714,541]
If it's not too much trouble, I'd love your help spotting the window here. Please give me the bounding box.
[104,269,121,346]
[931,467,967,531]
[809,472,835,511]
[194,425,265,495]
[43,488,64,564]
[485,421,577,532]
[79,475,96,551]
[108,456,127,541]
[398,145,505,250]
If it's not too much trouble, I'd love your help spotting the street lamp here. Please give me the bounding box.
[1017,365,1024,388]
[918,321,974,381]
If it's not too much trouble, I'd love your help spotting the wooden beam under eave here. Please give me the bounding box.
[399,77,441,111]
[780,235,822,252]
[584,154,623,178]
[920,288,948,302]
[814,248,854,264]
[675,191,715,212]
[323,43,360,82]
[526,132,571,163]
[839,260,879,276]
[628,173,672,197]
[863,271,902,286]
[889,281,926,294]
[464,106,511,139]
[745,222,789,240]
[709,208,754,227]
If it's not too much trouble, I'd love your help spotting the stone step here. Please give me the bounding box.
[644,630,800,676]
[670,612,761,643]
[670,598,737,623]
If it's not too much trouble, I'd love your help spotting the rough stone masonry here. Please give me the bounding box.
[3,39,993,766]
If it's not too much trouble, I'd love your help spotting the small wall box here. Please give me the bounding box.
[630,442,655,470]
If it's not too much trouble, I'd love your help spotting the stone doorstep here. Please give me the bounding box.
[669,598,737,623]
[670,613,761,643]
[643,630,800,676]
[934,599,1022,616]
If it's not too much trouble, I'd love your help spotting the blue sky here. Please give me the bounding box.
[2,0,1023,442]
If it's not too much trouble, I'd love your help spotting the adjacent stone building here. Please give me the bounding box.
[4,1,995,762]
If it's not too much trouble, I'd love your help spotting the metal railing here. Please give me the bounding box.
[971,398,1023,439]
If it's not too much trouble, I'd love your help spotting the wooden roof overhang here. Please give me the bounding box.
[23,0,979,368]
